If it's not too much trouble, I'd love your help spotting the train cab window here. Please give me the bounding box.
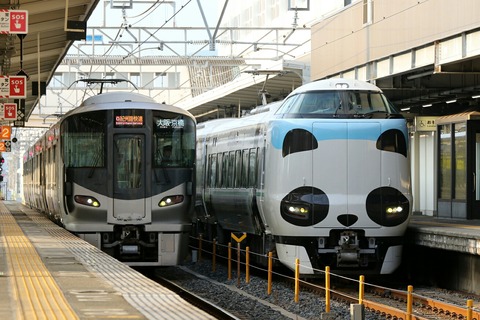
[276,90,399,117]
[61,111,106,168]
[153,111,195,168]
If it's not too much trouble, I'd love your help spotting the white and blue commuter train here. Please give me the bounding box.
[194,78,412,275]
[23,80,196,266]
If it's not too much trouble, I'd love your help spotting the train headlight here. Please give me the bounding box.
[280,186,329,227]
[159,195,184,207]
[288,205,309,215]
[366,187,409,227]
[386,206,403,215]
[74,195,101,207]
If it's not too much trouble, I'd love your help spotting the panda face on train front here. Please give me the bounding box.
[264,119,410,231]
[260,80,412,274]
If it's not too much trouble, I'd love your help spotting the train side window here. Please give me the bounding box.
[241,149,249,188]
[216,153,223,188]
[235,150,242,188]
[224,151,235,188]
[222,152,229,188]
[248,148,257,187]
[228,151,235,188]
[52,145,57,187]
[208,154,217,188]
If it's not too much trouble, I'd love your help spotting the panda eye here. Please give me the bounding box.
[366,187,410,226]
[280,187,329,226]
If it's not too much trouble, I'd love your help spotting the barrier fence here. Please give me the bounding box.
[190,235,479,320]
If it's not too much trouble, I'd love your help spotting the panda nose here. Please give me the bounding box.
[337,214,358,227]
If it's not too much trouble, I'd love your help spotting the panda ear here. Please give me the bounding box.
[376,129,407,157]
[282,129,318,157]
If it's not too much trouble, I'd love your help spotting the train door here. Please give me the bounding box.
[469,121,480,219]
[113,134,146,219]
[312,122,347,226]
[312,122,380,227]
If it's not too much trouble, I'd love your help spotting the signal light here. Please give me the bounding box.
[0,157,4,164]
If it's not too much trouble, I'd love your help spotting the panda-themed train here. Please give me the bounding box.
[194,78,412,275]
[23,80,196,266]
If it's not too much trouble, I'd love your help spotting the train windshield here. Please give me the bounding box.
[152,111,195,167]
[276,90,400,118]
[62,110,106,167]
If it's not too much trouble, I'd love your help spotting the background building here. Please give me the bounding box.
[6,0,480,219]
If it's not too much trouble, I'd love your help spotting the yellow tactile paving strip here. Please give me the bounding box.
[0,204,78,320]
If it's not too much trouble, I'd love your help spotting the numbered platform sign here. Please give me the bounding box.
[0,140,11,152]
[0,126,11,140]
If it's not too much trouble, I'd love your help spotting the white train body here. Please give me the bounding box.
[195,78,412,275]
[24,91,196,266]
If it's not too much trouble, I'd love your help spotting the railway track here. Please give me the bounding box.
[155,250,480,320]
[181,237,480,320]
[366,285,480,319]
[154,269,241,320]
[300,276,480,320]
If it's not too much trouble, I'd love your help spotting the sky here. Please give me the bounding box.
[74,0,221,57]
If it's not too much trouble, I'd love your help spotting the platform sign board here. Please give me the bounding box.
[3,103,16,120]
[1,126,11,140]
[0,76,26,98]
[9,76,26,98]
[0,125,12,152]
[0,140,11,152]
[9,10,28,34]
[0,10,28,34]
[415,116,437,132]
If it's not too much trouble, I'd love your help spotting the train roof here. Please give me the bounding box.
[287,78,383,97]
[197,101,283,135]
[63,91,195,120]
[81,92,156,105]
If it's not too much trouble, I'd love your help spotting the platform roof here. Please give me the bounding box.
[0,0,99,123]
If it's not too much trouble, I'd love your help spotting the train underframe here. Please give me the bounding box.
[275,230,404,275]
[77,225,190,267]
[194,220,403,275]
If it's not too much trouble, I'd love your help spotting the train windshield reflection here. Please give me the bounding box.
[152,111,196,168]
[276,90,399,116]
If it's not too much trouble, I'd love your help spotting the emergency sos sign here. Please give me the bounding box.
[0,10,28,34]
[0,76,26,98]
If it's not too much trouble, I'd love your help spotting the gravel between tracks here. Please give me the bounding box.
[158,260,384,320]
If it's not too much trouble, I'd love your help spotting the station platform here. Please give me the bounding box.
[407,214,480,255]
[0,200,215,320]
[405,214,480,295]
